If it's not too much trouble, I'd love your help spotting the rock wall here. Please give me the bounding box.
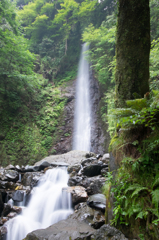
[50,69,110,155]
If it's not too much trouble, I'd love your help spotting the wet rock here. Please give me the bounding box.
[12,190,24,202]
[37,161,51,171]
[0,193,4,216]
[63,186,88,204]
[68,176,106,195]
[5,165,15,170]
[96,154,102,159]
[34,150,90,167]
[2,203,11,217]
[0,181,16,190]
[67,164,81,174]
[5,170,19,181]
[7,212,17,218]
[15,165,21,171]
[85,152,96,158]
[22,172,43,188]
[25,218,95,240]
[0,169,18,181]
[0,226,7,240]
[81,157,98,167]
[93,224,128,240]
[0,217,8,226]
[82,164,102,177]
[70,202,105,229]
[86,177,106,195]
[12,206,22,214]
[101,168,109,177]
[102,153,110,164]
[87,194,106,211]
[68,176,83,186]
[50,162,69,167]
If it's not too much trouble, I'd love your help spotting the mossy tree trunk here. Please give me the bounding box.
[115,0,150,108]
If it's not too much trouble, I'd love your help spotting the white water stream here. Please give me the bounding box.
[73,43,91,151]
[5,168,73,240]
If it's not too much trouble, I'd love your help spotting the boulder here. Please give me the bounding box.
[0,170,18,181]
[7,212,17,218]
[67,164,81,174]
[34,150,91,167]
[1,204,11,217]
[81,157,98,167]
[0,217,8,226]
[5,165,15,170]
[101,153,110,164]
[63,186,88,205]
[87,194,106,211]
[68,176,106,195]
[12,206,22,214]
[22,172,43,188]
[0,181,16,190]
[93,224,128,240]
[50,162,69,167]
[70,202,105,229]
[0,226,7,240]
[12,190,24,202]
[25,218,95,240]
[81,164,102,177]
[0,193,4,216]
[86,177,106,195]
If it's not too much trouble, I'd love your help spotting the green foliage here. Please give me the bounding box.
[82,14,116,86]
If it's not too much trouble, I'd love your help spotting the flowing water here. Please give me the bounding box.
[5,168,73,240]
[73,43,91,151]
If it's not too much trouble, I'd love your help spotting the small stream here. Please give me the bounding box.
[5,168,73,240]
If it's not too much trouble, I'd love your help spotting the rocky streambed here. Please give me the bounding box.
[0,150,128,240]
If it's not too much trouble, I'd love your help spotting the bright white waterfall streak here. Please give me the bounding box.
[73,43,91,151]
[5,168,73,240]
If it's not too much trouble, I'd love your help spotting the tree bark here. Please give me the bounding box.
[115,0,150,108]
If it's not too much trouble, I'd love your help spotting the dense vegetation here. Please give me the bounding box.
[0,0,109,166]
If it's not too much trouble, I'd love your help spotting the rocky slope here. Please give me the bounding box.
[0,151,129,240]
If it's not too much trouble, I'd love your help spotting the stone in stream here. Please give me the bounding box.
[12,190,24,202]
[0,226,7,240]
[67,164,81,174]
[7,212,17,219]
[87,194,106,211]
[25,218,96,240]
[22,172,43,188]
[1,204,11,217]
[63,186,88,205]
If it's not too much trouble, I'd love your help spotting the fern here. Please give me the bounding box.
[151,189,159,213]
[153,177,159,189]
[131,187,149,198]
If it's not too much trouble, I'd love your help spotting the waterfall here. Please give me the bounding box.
[73,43,91,151]
[5,168,73,240]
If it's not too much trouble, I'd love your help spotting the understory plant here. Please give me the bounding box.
[105,91,159,239]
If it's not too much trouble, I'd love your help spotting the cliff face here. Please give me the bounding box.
[50,72,110,155]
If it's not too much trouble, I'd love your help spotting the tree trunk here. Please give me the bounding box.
[115,0,150,108]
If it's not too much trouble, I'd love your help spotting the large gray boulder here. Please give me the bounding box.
[22,172,43,188]
[69,202,105,229]
[25,218,95,240]
[93,224,128,240]
[34,150,96,166]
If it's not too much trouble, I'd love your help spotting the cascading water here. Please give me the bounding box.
[73,43,91,151]
[5,168,73,240]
